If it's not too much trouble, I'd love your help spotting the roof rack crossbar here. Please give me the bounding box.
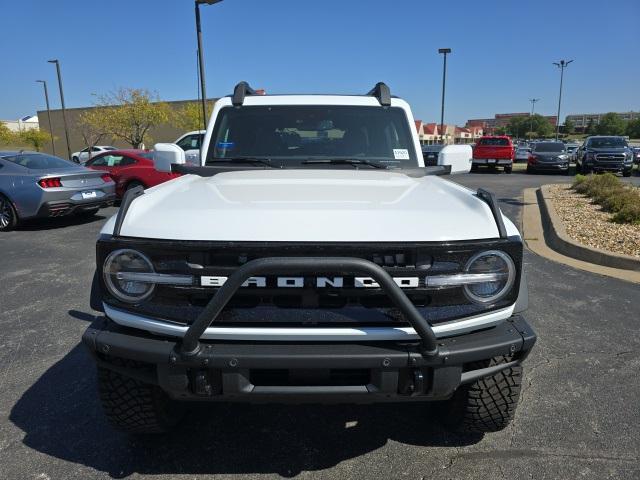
[232,81,257,106]
[366,82,391,106]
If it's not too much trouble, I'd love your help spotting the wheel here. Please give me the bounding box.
[470,164,478,172]
[438,356,522,433]
[526,165,534,174]
[504,165,512,174]
[97,361,185,434]
[622,170,632,178]
[72,156,79,163]
[581,164,592,175]
[0,195,18,232]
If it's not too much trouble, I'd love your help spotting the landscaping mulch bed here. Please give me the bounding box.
[547,183,640,258]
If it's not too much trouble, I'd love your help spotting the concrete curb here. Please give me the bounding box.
[522,188,640,284]
[538,184,640,272]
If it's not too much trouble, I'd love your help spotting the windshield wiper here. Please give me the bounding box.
[301,158,389,169]
[210,157,274,167]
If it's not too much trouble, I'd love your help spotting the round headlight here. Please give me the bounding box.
[464,250,515,305]
[103,249,155,303]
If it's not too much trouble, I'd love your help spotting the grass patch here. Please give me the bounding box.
[572,173,640,225]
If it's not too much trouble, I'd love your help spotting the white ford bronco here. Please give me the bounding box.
[83,82,535,434]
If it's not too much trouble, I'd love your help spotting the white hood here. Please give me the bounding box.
[104,170,517,242]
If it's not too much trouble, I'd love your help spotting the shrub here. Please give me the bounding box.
[572,173,640,225]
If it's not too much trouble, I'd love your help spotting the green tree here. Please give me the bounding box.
[563,118,575,134]
[596,113,627,135]
[0,122,15,145]
[625,118,640,139]
[526,114,553,137]
[78,109,111,152]
[19,129,53,151]
[494,126,508,135]
[585,118,596,135]
[172,100,215,132]
[90,88,171,148]
[506,116,529,139]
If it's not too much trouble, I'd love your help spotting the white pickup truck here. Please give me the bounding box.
[83,82,535,435]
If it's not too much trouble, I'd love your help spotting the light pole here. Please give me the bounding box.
[36,80,56,155]
[553,59,573,140]
[195,0,223,132]
[529,98,539,139]
[438,48,451,144]
[47,60,71,159]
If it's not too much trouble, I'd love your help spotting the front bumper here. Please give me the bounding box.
[472,158,512,166]
[528,162,569,172]
[83,314,536,402]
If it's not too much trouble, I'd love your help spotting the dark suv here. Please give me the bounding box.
[576,136,634,177]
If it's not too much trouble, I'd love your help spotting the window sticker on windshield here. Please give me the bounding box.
[393,149,409,160]
[217,141,235,149]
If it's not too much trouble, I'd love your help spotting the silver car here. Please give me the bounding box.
[0,151,116,231]
[515,146,531,162]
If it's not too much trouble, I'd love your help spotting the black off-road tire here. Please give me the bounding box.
[439,356,522,433]
[470,164,479,172]
[97,361,185,434]
[504,165,513,174]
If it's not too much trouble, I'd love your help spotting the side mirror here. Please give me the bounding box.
[153,143,185,172]
[438,145,472,174]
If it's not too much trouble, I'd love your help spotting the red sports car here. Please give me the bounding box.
[85,149,181,198]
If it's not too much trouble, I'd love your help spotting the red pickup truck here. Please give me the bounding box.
[472,136,515,173]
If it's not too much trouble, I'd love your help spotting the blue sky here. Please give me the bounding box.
[1,0,638,125]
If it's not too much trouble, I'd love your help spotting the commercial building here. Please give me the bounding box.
[414,121,483,145]
[466,112,557,134]
[565,111,639,131]
[1,115,39,132]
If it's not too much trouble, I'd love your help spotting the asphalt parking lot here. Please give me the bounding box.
[1,169,639,480]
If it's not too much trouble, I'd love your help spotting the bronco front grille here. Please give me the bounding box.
[97,238,523,327]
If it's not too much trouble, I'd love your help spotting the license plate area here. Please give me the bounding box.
[81,190,97,199]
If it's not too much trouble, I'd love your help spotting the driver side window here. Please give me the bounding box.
[177,134,201,151]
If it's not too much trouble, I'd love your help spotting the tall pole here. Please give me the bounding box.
[195,2,208,131]
[529,98,539,140]
[36,80,55,155]
[48,60,71,159]
[553,59,573,140]
[438,48,451,144]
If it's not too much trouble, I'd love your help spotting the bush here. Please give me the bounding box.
[572,174,640,225]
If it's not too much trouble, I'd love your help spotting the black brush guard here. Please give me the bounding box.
[179,256,440,359]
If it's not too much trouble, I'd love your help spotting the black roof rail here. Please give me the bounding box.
[366,82,391,106]
[232,81,258,106]
[476,188,507,239]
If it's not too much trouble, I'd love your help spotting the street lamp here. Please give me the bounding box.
[438,48,451,144]
[529,98,539,139]
[36,80,56,155]
[553,59,573,140]
[47,59,71,159]
[195,0,223,132]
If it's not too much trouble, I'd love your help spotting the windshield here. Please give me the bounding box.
[3,153,76,170]
[588,137,628,148]
[206,105,419,168]
[478,138,510,146]
[533,143,565,153]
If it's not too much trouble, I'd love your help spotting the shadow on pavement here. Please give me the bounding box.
[16,212,109,231]
[10,343,482,478]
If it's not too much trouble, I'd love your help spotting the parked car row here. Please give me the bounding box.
[0,151,116,231]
